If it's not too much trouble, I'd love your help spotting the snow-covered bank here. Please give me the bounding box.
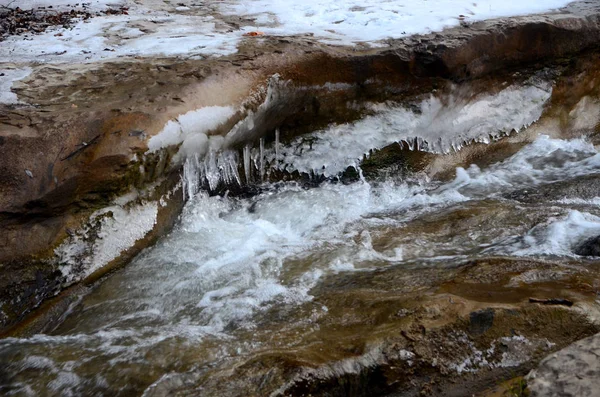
[0,0,581,106]
[0,0,577,65]
[4,0,117,11]
[0,9,240,64]
[222,0,576,45]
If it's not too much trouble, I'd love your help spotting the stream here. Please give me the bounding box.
[2,82,600,396]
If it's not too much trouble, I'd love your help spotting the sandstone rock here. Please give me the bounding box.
[528,333,600,397]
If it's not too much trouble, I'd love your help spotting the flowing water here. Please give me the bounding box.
[2,83,600,396]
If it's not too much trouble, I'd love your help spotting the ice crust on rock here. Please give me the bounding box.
[55,200,158,284]
[268,82,552,177]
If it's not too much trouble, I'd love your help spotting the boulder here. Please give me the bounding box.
[528,333,600,397]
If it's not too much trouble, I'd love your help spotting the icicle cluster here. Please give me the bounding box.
[182,151,241,200]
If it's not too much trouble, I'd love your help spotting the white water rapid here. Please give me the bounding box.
[2,131,600,395]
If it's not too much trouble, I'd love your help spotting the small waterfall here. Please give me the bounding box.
[180,79,551,199]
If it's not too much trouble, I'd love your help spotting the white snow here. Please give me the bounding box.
[147,105,237,159]
[0,0,577,64]
[221,0,575,45]
[0,67,32,104]
[0,13,241,64]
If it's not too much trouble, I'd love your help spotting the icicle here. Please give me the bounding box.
[243,145,251,184]
[221,151,242,186]
[181,166,188,202]
[259,137,265,182]
[204,150,220,191]
[182,153,201,201]
[251,146,260,178]
[218,153,228,185]
[275,129,280,163]
[226,152,242,186]
[436,137,444,154]
[416,137,424,151]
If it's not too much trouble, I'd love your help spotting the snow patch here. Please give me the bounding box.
[8,0,118,11]
[221,0,575,45]
[0,6,240,64]
[0,67,32,104]
[147,105,236,158]
[450,333,547,374]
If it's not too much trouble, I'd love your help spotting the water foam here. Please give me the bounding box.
[489,210,600,258]
[438,135,600,196]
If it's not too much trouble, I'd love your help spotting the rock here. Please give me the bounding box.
[573,235,600,257]
[469,308,495,335]
[527,333,600,397]
[507,175,600,204]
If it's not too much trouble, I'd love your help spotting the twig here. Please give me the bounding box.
[529,297,574,307]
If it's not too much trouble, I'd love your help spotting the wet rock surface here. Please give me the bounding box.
[506,174,600,204]
[573,235,600,257]
[142,257,600,397]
